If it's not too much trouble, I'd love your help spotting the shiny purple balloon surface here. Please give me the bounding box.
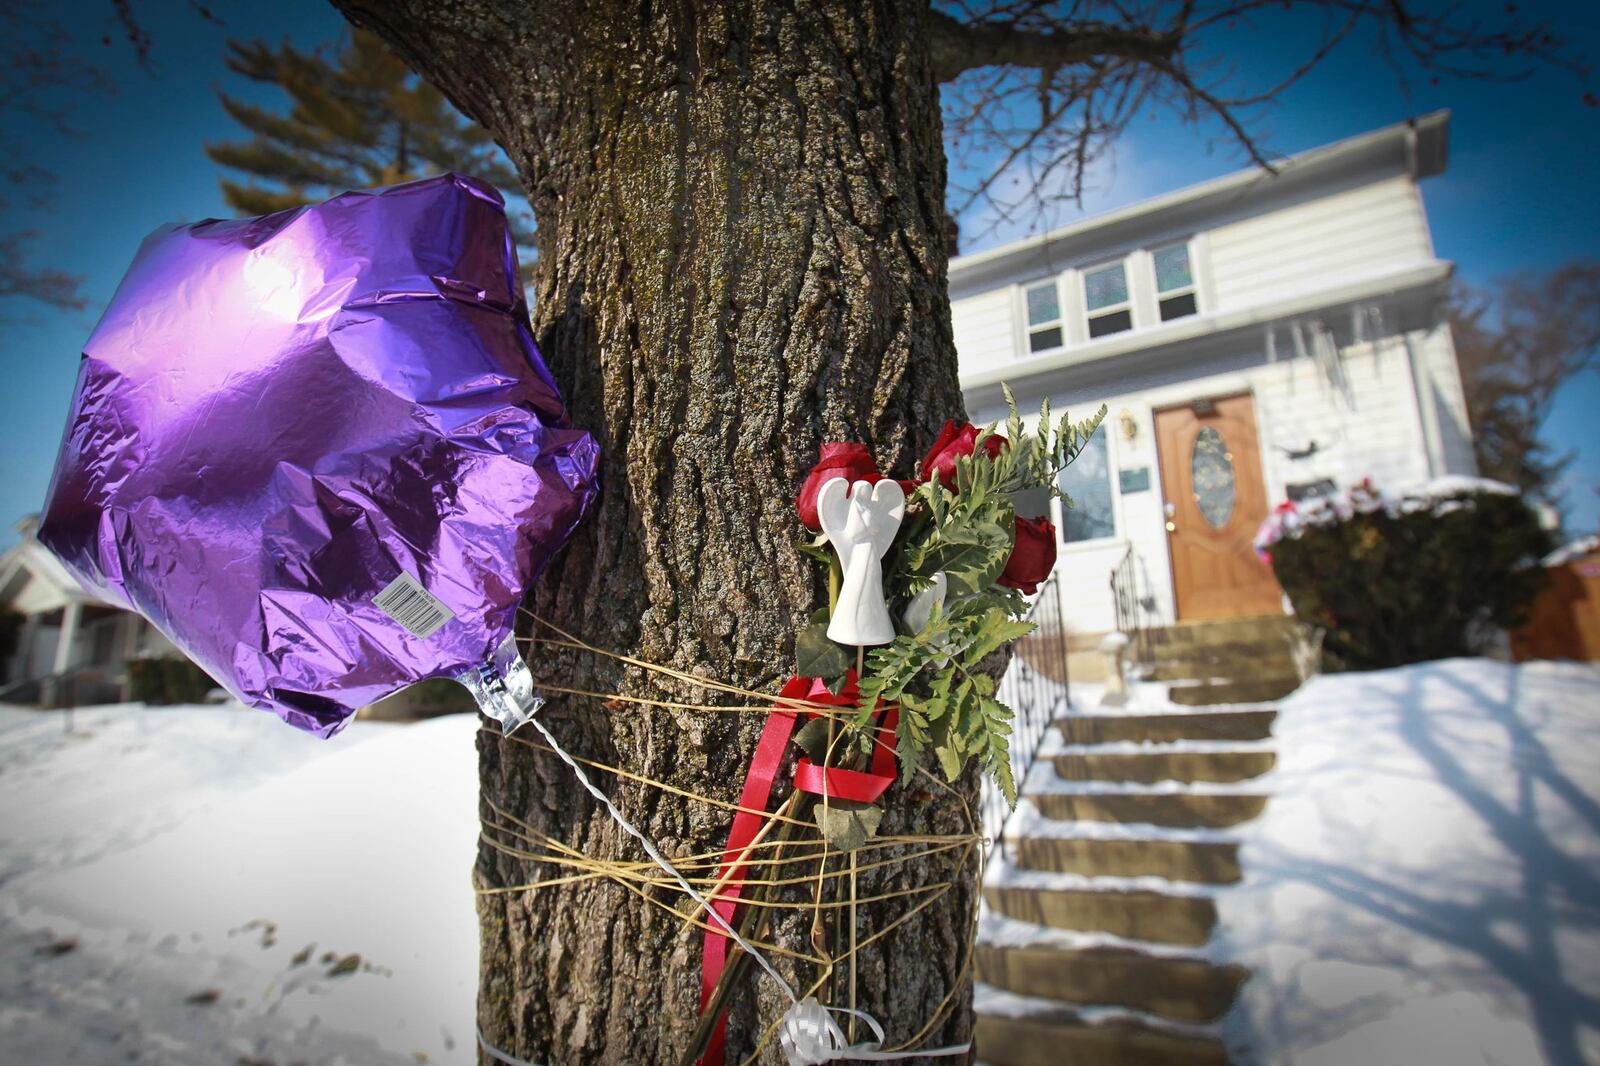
[39,173,600,737]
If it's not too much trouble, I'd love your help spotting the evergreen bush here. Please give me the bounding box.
[1258,480,1551,670]
[127,656,217,704]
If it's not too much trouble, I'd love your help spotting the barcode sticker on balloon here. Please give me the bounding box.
[373,573,455,638]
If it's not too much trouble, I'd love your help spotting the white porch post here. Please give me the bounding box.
[53,601,82,677]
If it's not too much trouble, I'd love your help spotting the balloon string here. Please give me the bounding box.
[478,1026,541,1066]
[477,622,982,1064]
[519,710,804,1009]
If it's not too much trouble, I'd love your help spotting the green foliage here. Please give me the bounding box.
[795,621,852,685]
[127,657,216,705]
[1268,486,1553,670]
[814,800,883,852]
[859,599,1030,803]
[207,30,535,271]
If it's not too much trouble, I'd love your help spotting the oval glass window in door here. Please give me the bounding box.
[1191,426,1237,528]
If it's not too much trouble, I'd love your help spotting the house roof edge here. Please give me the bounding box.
[949,110,1452,285]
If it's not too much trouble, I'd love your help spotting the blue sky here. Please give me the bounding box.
[2,1,1596,550]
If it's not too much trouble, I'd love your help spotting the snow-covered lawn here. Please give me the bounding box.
[0,704,480,1065]
[1221,659,1600,1066]
[2,658,1598,1065]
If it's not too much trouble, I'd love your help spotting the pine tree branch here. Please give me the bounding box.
[0,230,87,311]
[215,95,374,171]
[927,9,1180,83]
[207,141,364,190]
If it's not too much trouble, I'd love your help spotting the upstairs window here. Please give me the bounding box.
[1154,243,1198,321]
[1083,262,1132,338]
[1023,280,1064,354]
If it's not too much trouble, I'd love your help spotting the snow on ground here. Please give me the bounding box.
[5,658,1599,1065]
[0,703,480,1065]
[1219,658,1600,1066]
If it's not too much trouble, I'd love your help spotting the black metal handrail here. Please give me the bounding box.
[0,665,120,701]
[0,664,121,732]
[980,571,1070,863]
[1110,543,1150,664]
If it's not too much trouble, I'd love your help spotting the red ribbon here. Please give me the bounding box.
[697,674,897,1066]
[792,700,900,802]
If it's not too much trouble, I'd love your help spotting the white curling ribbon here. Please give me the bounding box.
[817,477,905,647]
[779,997,970,1065]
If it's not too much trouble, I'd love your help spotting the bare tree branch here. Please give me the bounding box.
[928,8,1179,82]
[938,0,1590,247]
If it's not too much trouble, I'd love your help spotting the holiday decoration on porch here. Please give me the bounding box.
[37,173,600,737]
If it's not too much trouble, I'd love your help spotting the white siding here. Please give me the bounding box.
[9,570,65,615]
[1019,326,1448,635]
[950,289,1017,379]
[1416,324,1478,476]
[1207,177,1434,311]
[950,142,1473,637]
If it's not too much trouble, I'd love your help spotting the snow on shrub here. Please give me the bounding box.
[1256,477,1550,670]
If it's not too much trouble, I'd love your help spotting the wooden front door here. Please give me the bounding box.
[1155,393,1281,621]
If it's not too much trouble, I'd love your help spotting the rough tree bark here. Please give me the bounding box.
[332,2,973,1062]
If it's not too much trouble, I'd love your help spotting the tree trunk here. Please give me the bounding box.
[332,2,972,1061]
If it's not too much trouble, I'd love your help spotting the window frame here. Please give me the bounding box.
[1151,240,1200,323]
[1021,278,1066,356]
[1081,259,1134,340]
[1055,421,1119,548]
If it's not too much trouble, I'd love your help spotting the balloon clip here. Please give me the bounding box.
[460,633,542,733]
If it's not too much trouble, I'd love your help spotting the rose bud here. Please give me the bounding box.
[919,420,1006,490]
[998,515,1057,595]
[797,442,886,531]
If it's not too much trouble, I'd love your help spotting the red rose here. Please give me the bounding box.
[999,516,1056,595]
[919,421,1006,490]
[797,443,886,531]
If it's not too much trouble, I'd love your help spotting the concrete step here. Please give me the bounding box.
[1063,630,1119,654]
[1168,677,1299,706]
[1031,790,1268,829]
[976,1012,1228,1066]
[1052,750,1276,784]
[976,945,1248,1022]
[1056,710,1276,745]
[1144,652,1297,684]
[984,885,1219,945]
[1141,636,1291,663]
[1012,836,1242,883]
[1142,615,1296,648]
[1067,648,1110,682]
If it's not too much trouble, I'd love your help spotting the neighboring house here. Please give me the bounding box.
[953,110,1475,636]
[0,515,178,704]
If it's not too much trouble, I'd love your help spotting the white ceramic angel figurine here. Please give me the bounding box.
[816,476,905,646]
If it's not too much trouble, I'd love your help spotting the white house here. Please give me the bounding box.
[952,110,1475,637]
[0,515,177,704]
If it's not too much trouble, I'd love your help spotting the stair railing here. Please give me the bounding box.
[980,571,1071,863]
[1110,544,1150,663]
[0,664,120,732]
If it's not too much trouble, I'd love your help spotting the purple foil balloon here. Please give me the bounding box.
[38,173,600,737]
